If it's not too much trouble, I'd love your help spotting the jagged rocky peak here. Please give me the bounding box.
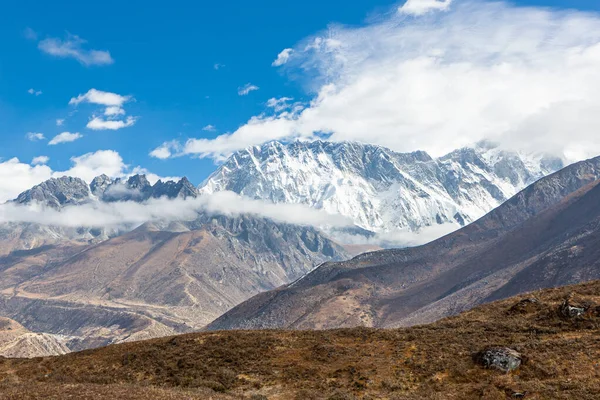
[90,174,112,197]
[14,174,199,208]
[200,139,563,233]
[15,176,91,208]
[152,177,198,199]
[95,174,198,202]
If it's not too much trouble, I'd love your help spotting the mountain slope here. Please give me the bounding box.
[0,210,348,351]
[0,174,350,352]
[207,155,600,331]
[0,317,69,358]
[3,280,600,399]
[200,140,562,233]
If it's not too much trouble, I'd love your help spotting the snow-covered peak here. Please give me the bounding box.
[200,140,563,233]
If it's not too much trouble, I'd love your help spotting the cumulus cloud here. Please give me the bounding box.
[69,89,131,107]
[104,106,125,116]
[87,116,137,130]
[26,132,45,141]
[27,88,42,96]
[0,150,172,203]
[37,33,113,66]
[0,160,53,204]
[31,156,49,165]
[169,1,600,163]
[149,141,179,159]
[202,125,217,132]
[399,0,453,16]
[70,89,136,130]
[272,48,293,66]
[237,83,260,96]
[48,132,82,145]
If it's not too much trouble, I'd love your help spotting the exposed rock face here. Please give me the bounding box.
[473,347,523,373]
[206,156,600,331]
[15,177,91,208]
[93,175,200,203]
[17,174,200,208]
[200,140,562,233]
[0,317,69,358]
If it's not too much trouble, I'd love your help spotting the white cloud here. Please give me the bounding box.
[48,132,83,145]
[214,63,225,70]
[202,125,216,132]
[37,33,113,66]
[87,116,137,130]
[332,223,459,248]
[171,1,600,163]
[26,132,45,142]
[399,0,453,16]
[182,115,300,160]
[149,143,175,159]
[272,48,293,66]
[27,88,42,96]
[0,159,53,203]
[56,119,65,126]
[61,150,126,182]
[237,83,260,96]
[266,97,294,112]
[104,106,125,116]
[70,89,136,130]
[31,156,49,165]
[0,191,353,230]
[69,89,131,107]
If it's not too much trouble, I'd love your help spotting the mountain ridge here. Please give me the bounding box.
[200,139,563,234]
[207,154,600,331]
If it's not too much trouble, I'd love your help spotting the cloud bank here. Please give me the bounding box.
[157,0,600,163]
[0,191,353,230]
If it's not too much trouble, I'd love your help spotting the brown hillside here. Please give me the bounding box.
[2,280,600,399]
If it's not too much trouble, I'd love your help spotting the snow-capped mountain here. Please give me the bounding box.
[200,140,564,233]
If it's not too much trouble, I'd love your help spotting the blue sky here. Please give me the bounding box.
[0,0,399,183]
[1,0,600,198]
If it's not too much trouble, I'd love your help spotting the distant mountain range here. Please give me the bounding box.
[0,170,351,353]
[0,139,583,356]
[208,155,600,331]
[201,140,563,233]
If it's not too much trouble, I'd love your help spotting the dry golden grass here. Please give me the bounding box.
[2,280,600,399]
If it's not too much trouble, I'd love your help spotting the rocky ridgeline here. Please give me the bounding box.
[13,174,199,209]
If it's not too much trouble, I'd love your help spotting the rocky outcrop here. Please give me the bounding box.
[473,347,523,373]
[15,177,91,208]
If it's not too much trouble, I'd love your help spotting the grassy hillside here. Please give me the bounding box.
[2,280,600,399]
